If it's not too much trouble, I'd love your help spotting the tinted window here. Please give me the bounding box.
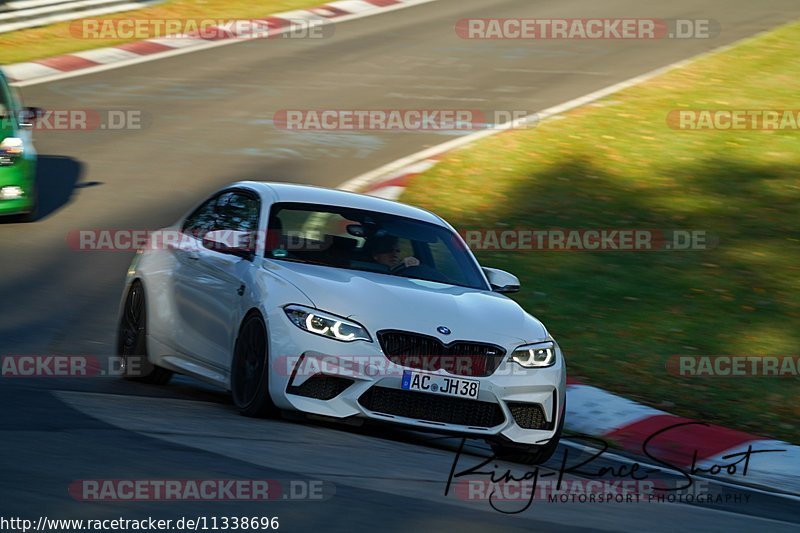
[182,190,259,240]
[216,192,260,232]
[182,195,219,240]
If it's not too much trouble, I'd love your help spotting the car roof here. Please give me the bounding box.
[237,181,447,226]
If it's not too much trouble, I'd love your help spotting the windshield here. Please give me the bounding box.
[265,202,488,290]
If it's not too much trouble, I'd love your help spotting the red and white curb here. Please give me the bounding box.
[3,0,438,85]
[566,379,800,495]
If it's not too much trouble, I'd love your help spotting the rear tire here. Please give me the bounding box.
[117,280,172,385]
[231,313,278,418]
[490,400,565,465]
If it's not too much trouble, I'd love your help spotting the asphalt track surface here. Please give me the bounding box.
[2,0,800,530]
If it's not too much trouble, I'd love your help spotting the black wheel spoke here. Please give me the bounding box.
[120,286,146,358]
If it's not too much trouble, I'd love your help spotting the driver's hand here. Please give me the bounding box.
[402,256,420,268]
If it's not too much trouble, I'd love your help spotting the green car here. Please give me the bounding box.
[0,69,41,222]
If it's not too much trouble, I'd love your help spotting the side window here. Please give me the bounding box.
[181,190,260,241]
[215,192,260,232]
[182,194,220,240]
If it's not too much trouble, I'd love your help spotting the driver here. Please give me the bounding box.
[369,235,419,271]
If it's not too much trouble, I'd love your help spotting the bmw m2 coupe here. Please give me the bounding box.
[117,182,566,463]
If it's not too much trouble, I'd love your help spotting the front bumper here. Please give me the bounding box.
[267,308,566,446]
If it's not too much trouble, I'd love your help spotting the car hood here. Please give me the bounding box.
[267,261,548,346]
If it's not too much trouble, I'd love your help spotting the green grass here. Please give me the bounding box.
[401,21,800,443]
[0,0,327,64]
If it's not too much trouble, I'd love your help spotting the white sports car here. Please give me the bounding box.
[117,182,566,463]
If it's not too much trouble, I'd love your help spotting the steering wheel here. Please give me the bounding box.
[390,256,419,273]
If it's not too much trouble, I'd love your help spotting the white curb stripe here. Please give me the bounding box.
[565,384,666,436]
[2,61,62,80]
[147,36,207,49]
[696,440,800,494]
[224,19,273,39]
[327,0,377,15]
[71,47,140,64]
[276,9,324,21]
[367,185,405,200]
[309,7,340,17]
[364,158,438,194]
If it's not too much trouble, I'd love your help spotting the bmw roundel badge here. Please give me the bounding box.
[437,326,451,335]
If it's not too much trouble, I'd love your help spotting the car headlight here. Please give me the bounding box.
[0,137,24,166]
[284,304,372,342]
[509,341,556,368]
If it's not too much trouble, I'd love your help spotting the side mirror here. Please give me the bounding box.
[483,267,520,293]
[202,230,254,259]
[19,107,44,128]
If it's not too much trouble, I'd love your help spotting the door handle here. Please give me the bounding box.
[186,252,200,261]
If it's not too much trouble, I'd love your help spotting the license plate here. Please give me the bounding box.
[401,370,480,400]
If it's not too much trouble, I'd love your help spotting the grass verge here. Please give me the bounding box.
[401,21,800,443]
[0,0,329,65]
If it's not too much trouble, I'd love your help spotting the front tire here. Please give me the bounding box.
[117,280,172,385]
[231,313,278,418]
